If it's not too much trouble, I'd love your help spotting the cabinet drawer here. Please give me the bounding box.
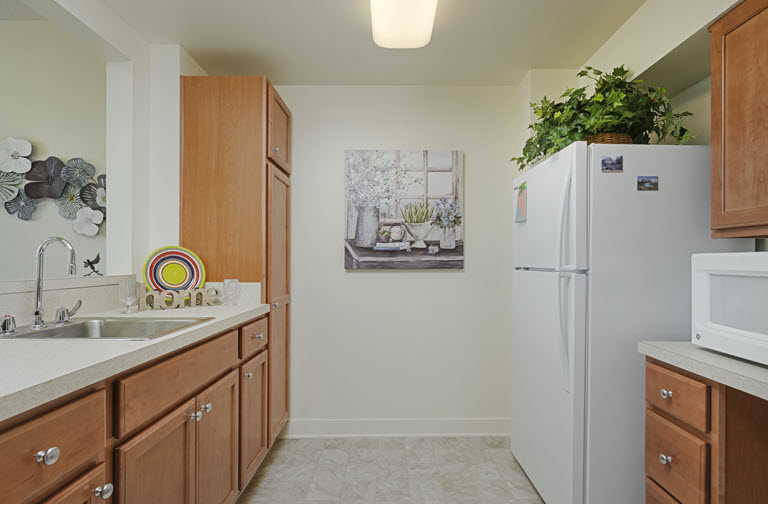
[645,409,708,504]
[0,390,106,503]
[646,476,680,504]
[267,81,291,173]
[44,463,107,504]
[116,331,238,436]
[646,362,710,432]
[239,317,268,359]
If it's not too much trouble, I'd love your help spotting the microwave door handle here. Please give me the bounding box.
[556,272,572,392]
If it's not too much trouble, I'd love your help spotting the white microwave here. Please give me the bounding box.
[692,252,768,365]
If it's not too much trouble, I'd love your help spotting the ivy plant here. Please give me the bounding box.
[512,66,693,170]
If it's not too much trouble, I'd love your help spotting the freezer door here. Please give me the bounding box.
[509,269,586,504]
[512,141,587,271]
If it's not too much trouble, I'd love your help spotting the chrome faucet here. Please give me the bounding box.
[32,237,77,329]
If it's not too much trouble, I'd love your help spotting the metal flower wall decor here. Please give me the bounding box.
[1,137,106,235]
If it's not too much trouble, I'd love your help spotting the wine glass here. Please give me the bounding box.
[223,279,239,306]
[119,280,138,313]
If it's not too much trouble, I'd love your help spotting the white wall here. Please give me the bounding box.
[670,76,711,146]
[0,20,106,281]
[148,45,207,251]
[583,0,740,80]
[27,0,208,277]
[277,85,526,436]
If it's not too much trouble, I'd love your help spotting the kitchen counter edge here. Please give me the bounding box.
[638,340,768,402]
[0,303,270,423]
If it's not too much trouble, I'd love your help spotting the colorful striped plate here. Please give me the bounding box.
[143,246,206,292]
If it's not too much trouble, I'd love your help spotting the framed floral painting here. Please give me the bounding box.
[344,150,464,270]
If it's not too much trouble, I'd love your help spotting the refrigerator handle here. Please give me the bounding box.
[555,164,573,271]
[556,272,572,392]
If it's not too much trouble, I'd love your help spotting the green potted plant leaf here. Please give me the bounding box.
[512,66,694,170]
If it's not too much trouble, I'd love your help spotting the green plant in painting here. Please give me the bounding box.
[511,66,694,170]
[401,202,433,223]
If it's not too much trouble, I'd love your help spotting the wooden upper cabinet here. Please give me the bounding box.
[196,370,239,504]
[180,76,268,282]
[710,0,768,237]
[267,82,292,173]
[116,399,197,504]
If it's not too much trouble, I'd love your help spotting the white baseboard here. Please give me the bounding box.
[281,417,512,438]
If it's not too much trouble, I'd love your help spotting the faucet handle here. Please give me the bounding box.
[0,316,16,336]
[54,300,82,325]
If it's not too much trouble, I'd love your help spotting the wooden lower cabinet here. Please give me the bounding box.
[268,303,289,444]
[44,464,110,504]
[196,371,240,504]
[0,315,285,504]
[116,399,197,504]
[645,409,708,504]
[240,351,269,488]
[646,477,680,504]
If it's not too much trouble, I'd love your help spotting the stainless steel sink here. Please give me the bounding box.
[9,317,212,341]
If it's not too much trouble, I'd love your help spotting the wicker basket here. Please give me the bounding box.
[585,133,632,145]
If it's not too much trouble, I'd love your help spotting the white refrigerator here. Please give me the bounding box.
[509,142,750,504]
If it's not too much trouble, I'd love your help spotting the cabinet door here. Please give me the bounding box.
[180,76,268,282]
[267,163,290,443]
[44,464,107,504]
[116,399,197,504]
[240,351,269,488]
[267,82,292,173]
[711,0,768,237]
[196,370,239,504]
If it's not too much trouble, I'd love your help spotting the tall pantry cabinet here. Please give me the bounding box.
[180,76,291,444]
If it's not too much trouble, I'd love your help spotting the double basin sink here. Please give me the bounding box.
[7,317,212,341]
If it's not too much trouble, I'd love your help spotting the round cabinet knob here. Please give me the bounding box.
[273,147,279,153]
[35,447,60,466]
[190,411,203,422]
[245,372,254,379]
[95,483,114,500]
[659,454,672,465]
[257,333,264,340]
[659,389,673,399]
[203,402,212,413]
[273,302,279,308]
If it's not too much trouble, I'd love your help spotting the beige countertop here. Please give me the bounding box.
[638,340,768,402]
[0,299,269,423]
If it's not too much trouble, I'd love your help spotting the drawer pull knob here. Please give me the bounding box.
[35,447,60,466]
[190,411,203,422]
[659,388,673,399]
[95,483,114,499]
[273,147,280,153]
[203,402,212,413]
[257,333,264,340]
[659,454,672,465]
[245,372,254,379]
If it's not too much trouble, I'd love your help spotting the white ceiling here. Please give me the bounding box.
[0,0,43,20]
[101,0,645,85]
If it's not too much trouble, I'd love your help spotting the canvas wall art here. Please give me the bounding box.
[344,149,464,270]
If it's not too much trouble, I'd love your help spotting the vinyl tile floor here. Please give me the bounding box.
[236,437,544,504]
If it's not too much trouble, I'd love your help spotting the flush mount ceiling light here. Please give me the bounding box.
[370,0,439,49]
